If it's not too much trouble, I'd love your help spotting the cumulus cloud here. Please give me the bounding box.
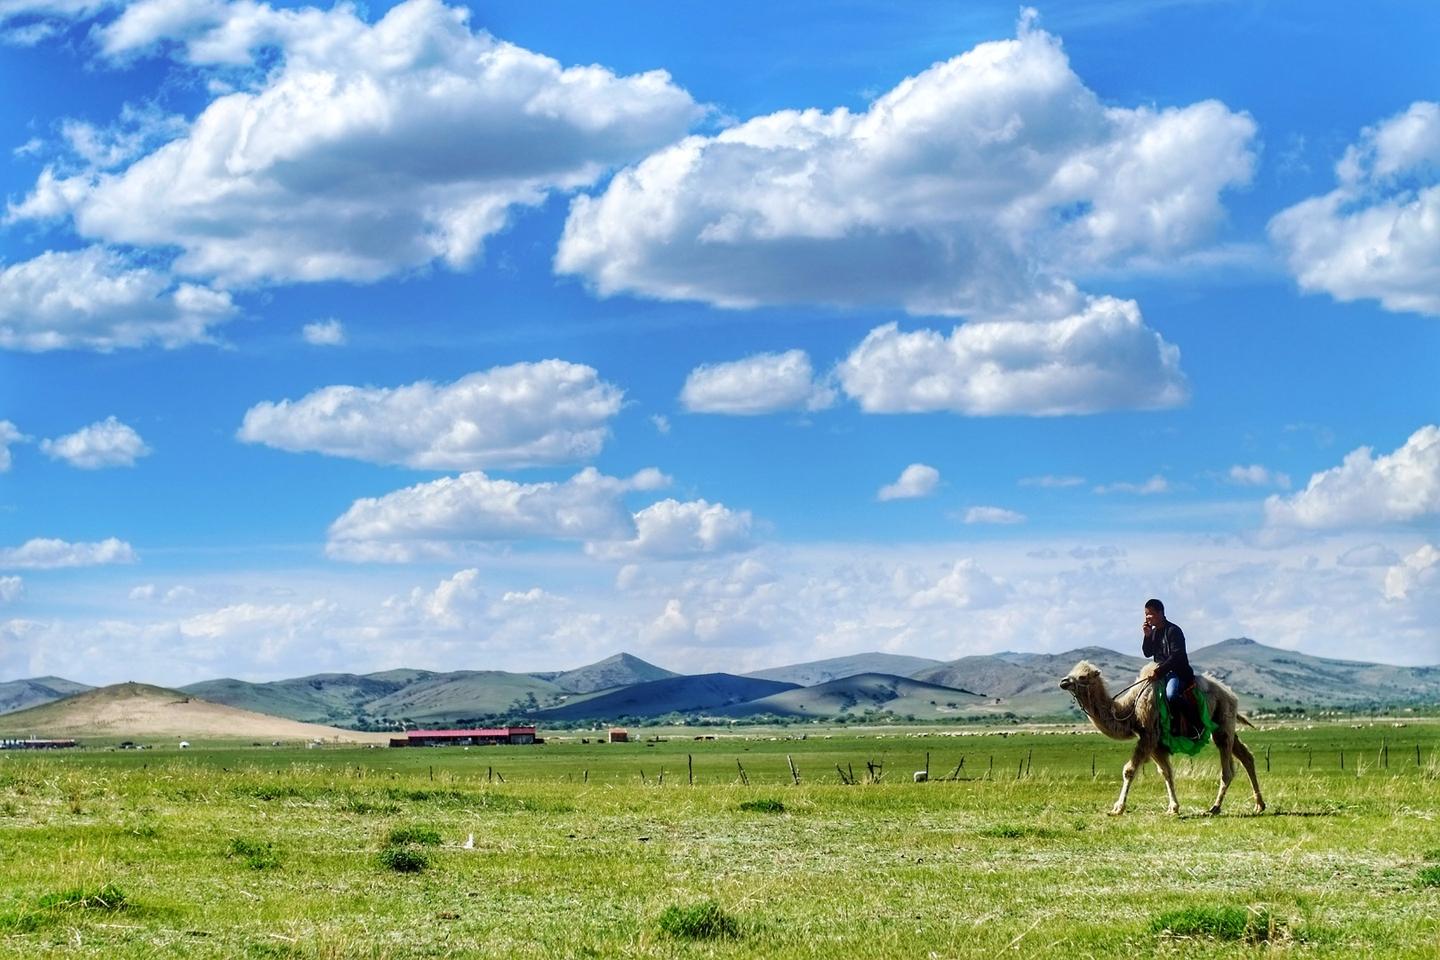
[1227,464,1290,489]
[0,577,21,603]
[909,559,1008,609]
[302,318,345,346]
[588,498,754,560]
[1265,425,1440,529]
[1269,101,1440,316]
[326,467,669,562]
[557,13,1254,316]
[837,296,1186,415]
[239,360,623,470]
[0,421,26,471]
[10,0,701,286]
[0,247,237,352]
[40,416,150,468]
[877,463,940,501]
[381,568,485,630]
[1384,544,1439,601]
[0,537,137,569]
[680,349,834,414]
[963,506,1026,524]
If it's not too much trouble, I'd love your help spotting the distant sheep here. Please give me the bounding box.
[913,770,928,783]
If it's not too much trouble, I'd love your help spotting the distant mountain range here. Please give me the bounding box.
[2,640,1435,732]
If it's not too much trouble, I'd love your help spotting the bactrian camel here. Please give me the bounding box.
[1059,660,1265,816]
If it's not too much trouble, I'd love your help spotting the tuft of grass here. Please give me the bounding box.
[377,846,429,873]
[1151,905,1280,942]
[1424,848,1440,862]
[1417,866,1440,888]
[736,798,785,814]
[35,882,128,911]
[227,837,282,870]
[386,825,442,847]
[978,824,1059,840]
[656,900,741,940]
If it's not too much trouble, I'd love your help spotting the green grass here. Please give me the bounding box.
[656,900,742,940]
[1150,905,1282,942]
[0,721,1434,958]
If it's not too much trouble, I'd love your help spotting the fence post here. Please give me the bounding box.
[688,754,694,786]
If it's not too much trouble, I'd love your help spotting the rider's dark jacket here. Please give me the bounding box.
[1143,621,1195,686]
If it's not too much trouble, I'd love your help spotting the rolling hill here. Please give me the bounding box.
[0,676,92,715]
[744,653,943,687]
[552,653,678,693]
[728,673,989,718]
[180,671,422,724]
[0,682,388,741]
[365,670,568,722]
[536,673,799,721]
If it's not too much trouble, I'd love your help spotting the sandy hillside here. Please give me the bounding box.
[0,682,390,742]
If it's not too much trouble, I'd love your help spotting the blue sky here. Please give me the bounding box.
[0,0,1436,685]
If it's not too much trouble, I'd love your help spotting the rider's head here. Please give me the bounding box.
[1144,598,1166,626]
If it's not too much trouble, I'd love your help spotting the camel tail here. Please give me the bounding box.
[1238,713,1256,729]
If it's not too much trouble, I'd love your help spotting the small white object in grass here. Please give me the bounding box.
[462,833,474,849]
[913,771,927,782]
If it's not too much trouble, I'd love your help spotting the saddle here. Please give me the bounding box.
[1170,683,1201,739]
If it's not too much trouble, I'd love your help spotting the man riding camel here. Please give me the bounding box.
[1142,599,1197,737]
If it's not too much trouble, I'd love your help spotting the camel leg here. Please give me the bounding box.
[1209,729,1236,815]
[1230,737,1266,813]
[1152,751,1180,815]
[1110,743,1148,815]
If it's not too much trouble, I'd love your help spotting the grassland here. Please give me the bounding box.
[0,720,1436,959]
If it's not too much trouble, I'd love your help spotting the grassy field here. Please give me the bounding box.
[0,720,1437,958]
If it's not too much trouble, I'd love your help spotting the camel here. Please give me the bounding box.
[1059,660,1265,816]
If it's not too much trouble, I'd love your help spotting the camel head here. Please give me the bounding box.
[1059,660,1101,693]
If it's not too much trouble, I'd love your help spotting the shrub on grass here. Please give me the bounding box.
[737,798,785,814]
[386,825,442,847]
[36,883,127,911]
[227,837,281,870]
[657,900,740,940]
[1418,866,1440,888]
[1151,905,1280,942]
[377,846,429,873]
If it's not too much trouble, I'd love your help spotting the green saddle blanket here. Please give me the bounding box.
[1155,681,1217,756]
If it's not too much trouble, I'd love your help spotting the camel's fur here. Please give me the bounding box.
[1059,660,1265,816]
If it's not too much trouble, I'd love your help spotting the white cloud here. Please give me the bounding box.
[1384,544,1439,601]
[1265,425,1440,529]
[0,421,26,471]
[239,360,623,470]
[0,247,237,352]
[0,577,21,603]
[0,537,137,569]
[877,463,940,501]
[1094,475,1169,495]
[963,506,1026,525]
[909,559,1008,609]
[1269,101,1440,316]
[0,0,112,42]
[382,568,485,630]
[650,414,671,435]
[837,296,1186,415]
[40,416,150,468]
[302,318,345,346]
[556,14,1254,316]
[179,599,335,641]
[1227,464,1290,489]
[1338,543,1401,568]
[326,467,668,562]
[680,349,834,414]
[11,0,700,286]
[1019,474,1084,488]
[589,498,754,560]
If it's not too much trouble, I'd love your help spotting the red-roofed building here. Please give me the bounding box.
[389,727,538,748]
